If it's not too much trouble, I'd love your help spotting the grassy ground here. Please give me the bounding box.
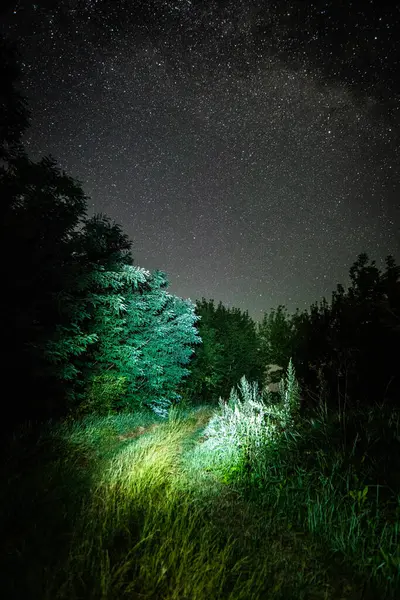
[1,404,399,599]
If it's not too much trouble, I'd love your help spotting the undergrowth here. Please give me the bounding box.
[2,371,400,599]
[197,365,400,598]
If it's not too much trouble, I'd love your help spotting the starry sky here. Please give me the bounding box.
[1,0,400,319]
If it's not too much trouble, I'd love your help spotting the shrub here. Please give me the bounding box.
[201,359,301,480]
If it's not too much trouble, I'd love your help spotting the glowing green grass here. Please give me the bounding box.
[2,401,400,599]
[55,407,332,599]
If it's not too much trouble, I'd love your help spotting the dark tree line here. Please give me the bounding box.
[184,252,400,413]
[254,254,400,412]
[181,299,263,404]
[291,253,400,411]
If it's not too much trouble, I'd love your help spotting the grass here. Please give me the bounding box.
[197,376,400,598]
[1,393,400,599]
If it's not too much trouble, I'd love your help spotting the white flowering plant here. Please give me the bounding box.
[201,359,301,483]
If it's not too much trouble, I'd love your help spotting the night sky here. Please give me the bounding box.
[1,0,400,319]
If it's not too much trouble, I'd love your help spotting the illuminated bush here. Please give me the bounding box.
[201,359,301,478]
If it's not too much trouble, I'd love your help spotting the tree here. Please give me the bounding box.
[0,155,91,423]
[258,304,294,376]
[181,318,225,404]
[116,271,200,416]
[0,34,201,426]
[41,213,141,411]
[289,253,400,410]
[183,299,263,404]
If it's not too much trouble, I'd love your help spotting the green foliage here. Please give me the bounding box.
[280,357,301,421]
[0,155,200,423]
[183,299,263,404]
[97,270,201,416]
[6,406,400,598]
[80,373,129,415]
[201,361,302,481]
[1,408,340,600]
[0,49,201,424]
[258,304,294,370]
[0,43,202,425]
[262,404,400,597]
[181,319,225,403]
[1,162,154,421]
[2,29,400,600]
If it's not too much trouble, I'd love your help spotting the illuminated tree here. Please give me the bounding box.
[0,40,200,423]
[116,270,200,416]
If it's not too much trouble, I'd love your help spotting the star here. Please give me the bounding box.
[1,0,399,319]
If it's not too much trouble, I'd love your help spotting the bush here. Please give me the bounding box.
[201,359,302,481]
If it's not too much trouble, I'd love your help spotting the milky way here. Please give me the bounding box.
[2,0,400,318]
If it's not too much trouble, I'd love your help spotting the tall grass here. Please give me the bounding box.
[56,407,328,599]
[199,368,400,597]
[2,382,400,598]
